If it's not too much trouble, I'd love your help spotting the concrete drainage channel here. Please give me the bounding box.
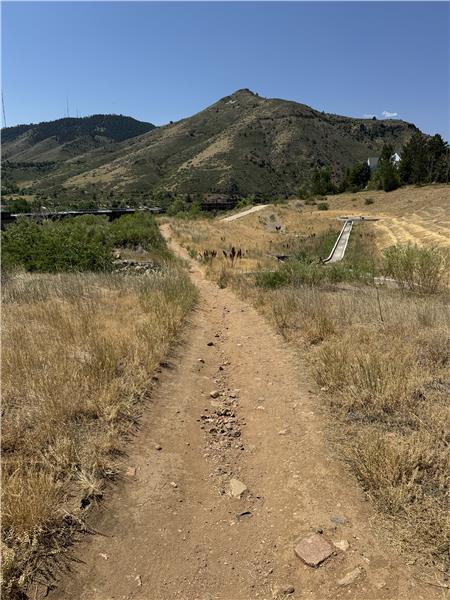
[322,216,379,264]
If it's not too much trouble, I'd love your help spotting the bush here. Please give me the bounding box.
[4,197,30,213]
[255,270,289,289]
[317,202,329,211]
[166,197,189,216]
[384,244,450,294]
[110,213,167,254]
[2,212,168,273]
[364,198,375,205]
[2,216,113,272]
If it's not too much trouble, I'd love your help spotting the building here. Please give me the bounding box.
[367,153,401,171]
[391,152,402,166]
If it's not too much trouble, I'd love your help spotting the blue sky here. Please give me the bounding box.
[2,2,449,137]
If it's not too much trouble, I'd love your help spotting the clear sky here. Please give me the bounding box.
[2,1,449,138]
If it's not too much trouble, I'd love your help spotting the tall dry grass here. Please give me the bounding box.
[1,269,197,598]
[263,284,450,569]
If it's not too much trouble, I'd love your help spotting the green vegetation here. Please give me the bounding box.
[2,197,29,212]
[400,133,449,185]
[2,213,167,272]
[370,143,401,192]
[301,135,449,198]
[339,161,371,192]
[256,227,378,289]
[310,167,336,196]
[2,114,154,149]
[384,243,450,294]
[110,213,168,255]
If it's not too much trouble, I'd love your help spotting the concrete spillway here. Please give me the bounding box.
[322,219,354,264]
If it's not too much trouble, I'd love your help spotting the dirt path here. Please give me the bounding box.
[51,225,445,600]
[221,204,269,222]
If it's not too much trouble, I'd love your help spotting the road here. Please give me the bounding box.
[50,225,441,600]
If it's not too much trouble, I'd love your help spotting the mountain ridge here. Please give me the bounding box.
[2,90,420,199]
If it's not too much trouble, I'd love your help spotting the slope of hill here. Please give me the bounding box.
[2,90,420,199]
[2,114,155,162]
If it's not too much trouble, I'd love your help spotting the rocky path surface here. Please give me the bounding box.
[51,225,444,600]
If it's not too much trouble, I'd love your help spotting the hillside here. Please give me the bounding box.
[2,90,420,200]
[1,114,155,163]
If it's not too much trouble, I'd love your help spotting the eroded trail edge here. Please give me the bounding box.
[52,224,441,600]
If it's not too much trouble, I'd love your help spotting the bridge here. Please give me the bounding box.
[0,207,165,229]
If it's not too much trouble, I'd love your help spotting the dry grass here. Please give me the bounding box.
[256,284,450,570]
[318,184,450,251]
[169,206,344,276]
[1,269,197,598]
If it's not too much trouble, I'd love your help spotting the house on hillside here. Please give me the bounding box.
[391,152,402,166]
[367,152,401,171]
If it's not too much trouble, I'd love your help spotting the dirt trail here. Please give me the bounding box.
[221,204,269,222]
[51,225,445,600]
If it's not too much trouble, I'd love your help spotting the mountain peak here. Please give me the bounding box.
[231,88,259,97]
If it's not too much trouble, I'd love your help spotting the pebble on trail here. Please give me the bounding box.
[228,478,248,498]
[337,567,363,586]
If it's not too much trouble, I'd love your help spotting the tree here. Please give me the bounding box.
[166,197,189,216]
[426,134,449,183]
[310,167,336,196]
[347,162,371,190]
[399,133,428,184]
[372,143,400,192]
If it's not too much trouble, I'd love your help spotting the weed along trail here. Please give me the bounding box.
[52,225,442,600]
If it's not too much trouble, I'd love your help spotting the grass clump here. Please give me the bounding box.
[255,270,289,289]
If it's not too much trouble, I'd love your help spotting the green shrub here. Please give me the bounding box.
[166,197,189,216]
[384,244,450,294]
[235,197,252,209]
[317,202,329,211]
[2,216,113,272]
[110,213,167,254]
[4,197,30,213]
[2,212,168,273]
[255,270,289,289]
[365,198,375,205]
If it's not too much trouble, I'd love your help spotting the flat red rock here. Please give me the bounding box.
[294,533,333,567]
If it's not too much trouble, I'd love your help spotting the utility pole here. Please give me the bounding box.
[66,96,70,118]
[2,92,6,127]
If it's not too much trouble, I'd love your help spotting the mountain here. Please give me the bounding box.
[2,90,420,200]
[2,114,155,162]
